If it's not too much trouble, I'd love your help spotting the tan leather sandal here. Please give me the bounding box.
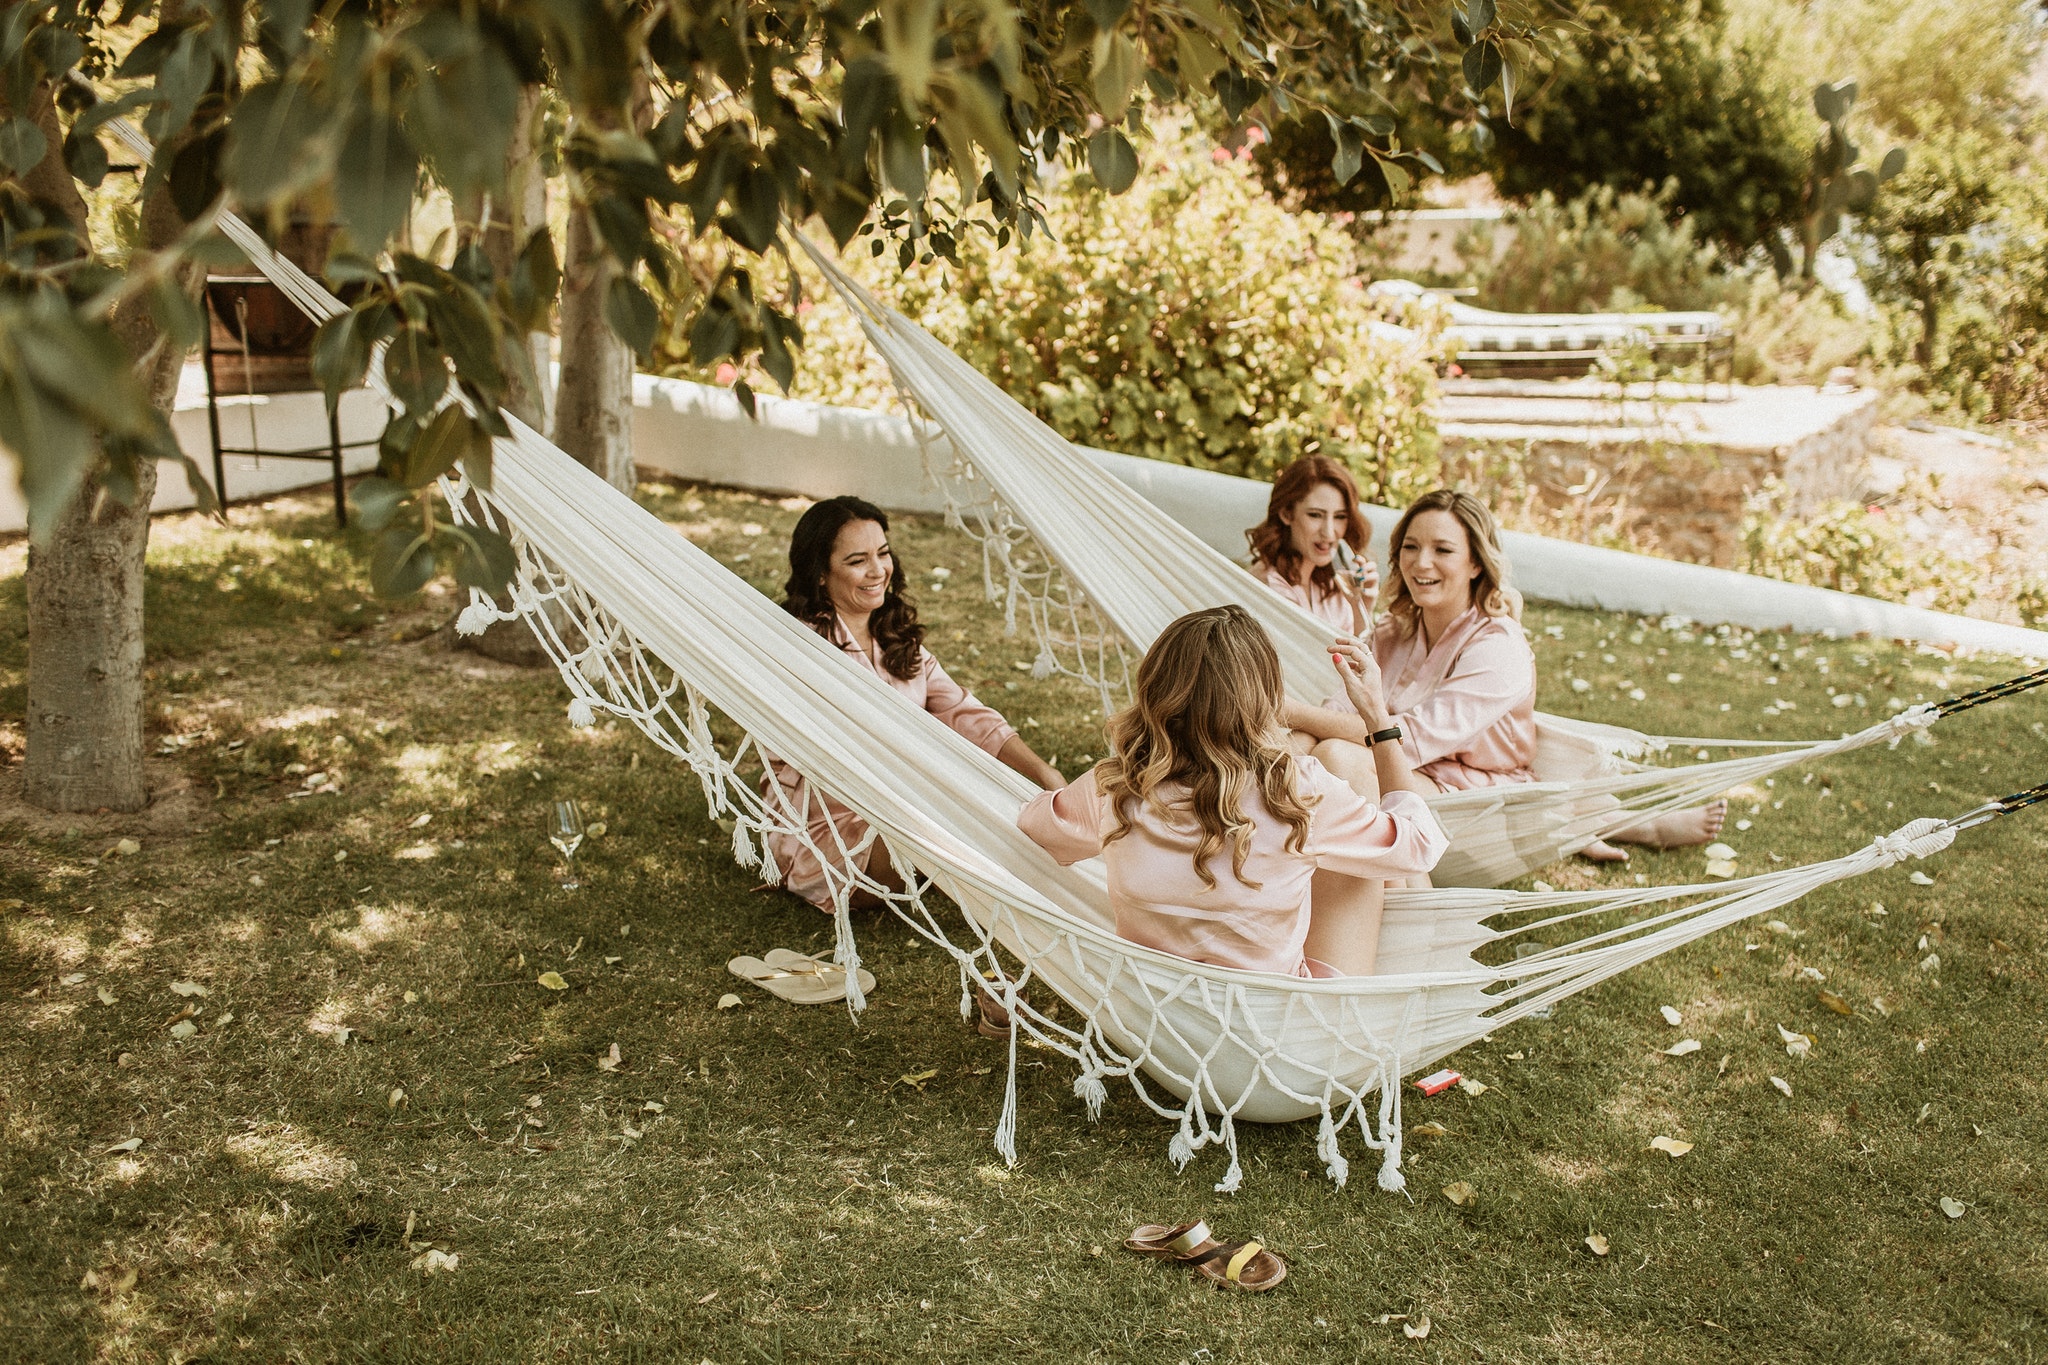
[1187,1239,1286,1292]
[1123,1220,1219,1261]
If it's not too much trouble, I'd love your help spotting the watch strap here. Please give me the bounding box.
[1368,725,1403,747]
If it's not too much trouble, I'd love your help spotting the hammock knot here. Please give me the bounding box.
[1376,1140,1406,1194]
[731,820,760,871]
[1167,1125,1198,1171]
[1316,1113,1351,1189]
[454,600,497,637]
[1871,817,1956,865]
[1073,1069,1108,1119]
[1031,647,1057,681]
[566,697,597,729]
[1883,703,1940,748]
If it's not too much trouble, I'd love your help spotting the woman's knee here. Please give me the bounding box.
[1311,738,1381,800]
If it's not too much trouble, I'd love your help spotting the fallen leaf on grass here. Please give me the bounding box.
[620,1125,642,1141]
[389,1088,407,1109]
[1456,1078,1489,1097]
[1778,1025,1813,1059]
[403,990,418,1004]
[1939,1197,1966,1219]
[1919,954,1941,973]
[1403,1316,1432,1340]
[409,813,433,829]
[1704,859,1738,879]
[898,1069,939,1090]
[1703,842,1737,861]
[1871,997,1892,1017]
[410,1249,460,1274]
[97,987,116,1005]
[1649,1136,1694,1158]
[169,1020,197,1040]
[80,1266,138,1294]
[113,839,140,856]
[1585,1234,1610,1256]
[716,993,742,1010]
[696,1290,719,1305]
[105,1137,142,1154]
[1798,966,1826,983]
[1908,871,1935,886]
[536,971,569,991]
[597,1042,622,1072]
[1659,1005,1683,1026]
[1819,990,1854,1016]
[642,1101,665,1114]
[1411,1121,1448,1138]
[59,972,86,986]
[1441,1181,1477,1206]
[1764,920,1801,937]
[1770,1076,1793,1097]
[169,981,209,997]
[1664,1039,1702,1057]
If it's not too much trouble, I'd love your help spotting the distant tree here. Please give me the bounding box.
[1484,0,1809,256]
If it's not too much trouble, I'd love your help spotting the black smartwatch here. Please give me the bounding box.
[1368,725,1403,748]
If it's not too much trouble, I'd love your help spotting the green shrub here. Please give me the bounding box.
[1739,477,1976,612]
[654,128,1450,503]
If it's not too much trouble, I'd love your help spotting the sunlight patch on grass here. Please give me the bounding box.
[225,1126,359,1187]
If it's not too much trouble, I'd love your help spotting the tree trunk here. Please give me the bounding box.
[551,74,649,495]
[552,203,637,493]
[462,86,553,431]
[18,78,192,812]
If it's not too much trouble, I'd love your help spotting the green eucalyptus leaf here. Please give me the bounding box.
[402,404,477,489]
[1379,156,1411,198]
[334,111,419,251]
[62,126,107,186]
[370,526,439,599]
[1086,127,1139,194]
[350,475,410,531]
[1213,69,1264,125]
[1092,31,1143,119]
[504,228,560,332]
[223,78,331,208]
[440,523,519,591]
[1467,0,1496,33]
[146,277,205,352]
[1451,8,1473,46]
[602,275,659,358]
[166,127,226,222]
[384,325,448,415]
[1879,146,1907,181]
[688,302,739,366]
[0,117,48,176]
[0,370,96,543]
[733,377,757,419]
[1327,113,1363,186]
[1462,42,1501,95]
[725,165,780,253]
[423,283,503,391]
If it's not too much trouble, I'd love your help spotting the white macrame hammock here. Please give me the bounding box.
[790,241,2036,888]
[136,110,2027,1190]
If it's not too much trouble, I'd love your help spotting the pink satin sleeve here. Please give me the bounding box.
[1299,771,1447,879]
[1393,629,1534,767]
[922,653,1018,756]
[1018,768,1105,865]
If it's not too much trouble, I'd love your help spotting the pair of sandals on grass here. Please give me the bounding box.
[1126,1219,1287,1292]
[728,951,1023,1041]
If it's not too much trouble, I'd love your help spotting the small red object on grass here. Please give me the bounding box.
[1413,1068,1461,1097]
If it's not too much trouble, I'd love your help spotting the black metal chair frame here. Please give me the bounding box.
[200,277,374,527]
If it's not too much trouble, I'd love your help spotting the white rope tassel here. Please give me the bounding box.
[567,697,596,728]
[1031,646,1057,680]
[730,819,760,871]
[994,1026,1020,1164]
[1167,1118,1199,1171]
[1213,1122,1244,1195]
[455,597,498,636]
[1316,1111,1351,1189]
[1375,1065,1407,1194]
[832,897,868,1014]
[957,961,976,1023]
[1072,1066,1109,1120]
[1871,817,1956,865]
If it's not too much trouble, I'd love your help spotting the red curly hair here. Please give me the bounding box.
[1244,454,1367,593]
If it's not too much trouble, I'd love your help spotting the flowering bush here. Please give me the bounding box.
[654,126,1449,503]
[1738,478,1977,613]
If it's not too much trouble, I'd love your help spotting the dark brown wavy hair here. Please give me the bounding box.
[1381,489,1521,639]
[782,496,925,681]
[1098,606,1317,890]
[1244,454,1367,593]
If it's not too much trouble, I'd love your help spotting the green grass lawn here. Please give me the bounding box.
[2,481,2045,1364]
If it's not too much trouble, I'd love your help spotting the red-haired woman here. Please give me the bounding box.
[1245,454,1378,636]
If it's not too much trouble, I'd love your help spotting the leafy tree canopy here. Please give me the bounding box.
[0,0,1511,595]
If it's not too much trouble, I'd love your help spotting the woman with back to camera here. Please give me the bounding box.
[1247,453,1380,636]
[764,496,1064,910]
[1284,489,1724,861]
[1018,605,1445,978]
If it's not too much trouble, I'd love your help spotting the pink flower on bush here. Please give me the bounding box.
[715,362,737,384]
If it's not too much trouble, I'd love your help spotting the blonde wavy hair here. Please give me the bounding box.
[1381,489,1521,638]
[1097,606,1317,889]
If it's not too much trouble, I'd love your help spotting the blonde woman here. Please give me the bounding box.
[1018,605,1445,977]
[1286,489,1725,860]
[1245,453,1378,634]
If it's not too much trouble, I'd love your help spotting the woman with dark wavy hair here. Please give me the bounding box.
[763,496,1063,910]
[1019,606,1444,977]
[1246,454,1378,635]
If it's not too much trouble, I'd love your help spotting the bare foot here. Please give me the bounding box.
[1577,838,1630,863]
[1611,799,1728,849]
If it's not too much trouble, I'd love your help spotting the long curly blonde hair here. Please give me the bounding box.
[1097,606,1317,890]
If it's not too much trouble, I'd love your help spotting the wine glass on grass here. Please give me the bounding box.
[551,800,586,890]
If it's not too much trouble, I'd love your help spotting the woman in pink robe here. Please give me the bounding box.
[1245,454,1378,635]
[1019,606,1445,977]
[1290,489,1723,859]
[765,497,1063,910]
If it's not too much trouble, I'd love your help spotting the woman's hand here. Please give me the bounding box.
[1338,552,1379,606]
[1329,636,1390,729]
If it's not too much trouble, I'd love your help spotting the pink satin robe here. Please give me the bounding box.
[1017,757,1446,976]
[1371,607,1539,790]
[1255,560,1370,632]
[764,625,1016,910]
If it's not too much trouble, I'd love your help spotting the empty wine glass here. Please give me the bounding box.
[550,800,586,890]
